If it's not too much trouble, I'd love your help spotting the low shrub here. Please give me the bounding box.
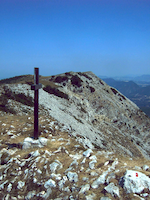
[3,85,34,107]
[43,85,69,100]
[71,75,83,87]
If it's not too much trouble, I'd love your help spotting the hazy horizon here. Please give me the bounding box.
[1,0,150,79]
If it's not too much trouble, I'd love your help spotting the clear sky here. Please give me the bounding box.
[0,0,150,79]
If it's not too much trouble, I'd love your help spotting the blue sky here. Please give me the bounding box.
[0,0,150,79]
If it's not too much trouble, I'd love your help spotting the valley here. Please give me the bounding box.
[102,77,150,117]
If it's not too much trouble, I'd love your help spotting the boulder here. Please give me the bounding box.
[119,170,150,194]
[91,171,108,189]
[44,179,56,189]
[67,171,78,183]
[83,149,93,157]
[104,182,120,197]
[22,137,48,149]
[79,184,90,194]
[49,162,60,173]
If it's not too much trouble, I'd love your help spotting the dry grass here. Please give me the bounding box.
[1,112,150,200]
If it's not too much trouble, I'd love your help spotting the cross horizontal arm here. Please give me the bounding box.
[31,83,42,90]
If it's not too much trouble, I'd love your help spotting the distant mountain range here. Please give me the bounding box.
[100,76,150,117]
[99,74,150,85]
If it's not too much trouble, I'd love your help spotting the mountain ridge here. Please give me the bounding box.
[1,71,150,199]
[0,71,150,158]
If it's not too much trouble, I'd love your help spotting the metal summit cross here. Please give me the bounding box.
[31,68,42,139]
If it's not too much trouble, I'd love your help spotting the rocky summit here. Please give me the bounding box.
[0,71,150,199]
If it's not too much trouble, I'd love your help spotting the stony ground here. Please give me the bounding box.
[1,113,150,200]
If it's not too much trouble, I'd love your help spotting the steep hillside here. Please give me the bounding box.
[103,78,140,97]
[1,71,150,199]
[1,71,150,158]
[103,78,150,116]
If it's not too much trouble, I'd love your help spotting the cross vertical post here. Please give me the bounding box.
[31,68,42,139]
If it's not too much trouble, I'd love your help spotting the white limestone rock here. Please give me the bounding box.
[37,169,42,174]
[7,131,14,136]
[106,173,116,184]
[104,182,120,198]
[36,191,46,198]
[134,166,141,170]
[69,195,75,200]
[82,177,89,182]
[17,181,25,190]
[67,171,78,183]
[4,194,10,200]
[82,137,94,149]
[142,165,149,171]
[141,193,149,197]
[107,159,118,172]
[100,197,111,200]
[69,153,82,160]
[30,150,40,157]
[90,155,97,160]
[85,193,96,200]
[50,173,61,180]
[79,184,90,194]
[25,191,36,200]
[11,197,17,200]
[81,158,86,164]
[42,188,52,199]
[38,137,48,146]
[7,183,12,192]
[83,149,93,157]
[133,194,145,200]
[70,159,78,167]
[44,150,52,157]
[89,160,97,169]
[58,176,68,190]
[104,161,109,166]
[49,162,60,173]
[119,170,150,194]
[44,179,56,189]
[64,186,70,192]
[22,137,48,149]
[91,171,108,189]
[90,171,98,176]
[0,180,8,190]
